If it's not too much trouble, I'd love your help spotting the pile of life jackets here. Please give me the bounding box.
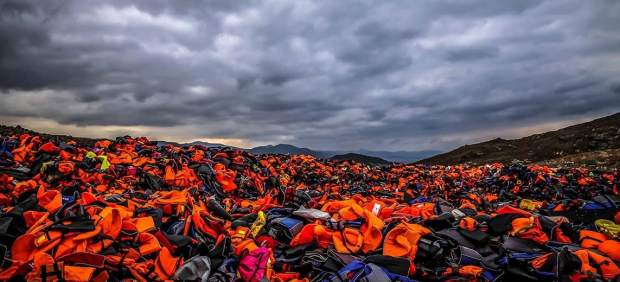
[0,133,619,281]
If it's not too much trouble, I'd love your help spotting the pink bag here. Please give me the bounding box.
[238,247,272,282]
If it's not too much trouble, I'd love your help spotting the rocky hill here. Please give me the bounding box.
[418,112,620,167]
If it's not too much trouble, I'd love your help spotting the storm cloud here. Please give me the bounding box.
[1,0,619,150]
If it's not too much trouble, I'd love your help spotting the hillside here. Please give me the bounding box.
[536,148,620,168]
[418,113,620,167]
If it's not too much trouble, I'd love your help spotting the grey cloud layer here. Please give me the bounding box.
[1,0,619,150]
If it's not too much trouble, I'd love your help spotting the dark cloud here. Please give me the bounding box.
[444,45,499,62]
[1,0,619,151]
[612,83,620,94]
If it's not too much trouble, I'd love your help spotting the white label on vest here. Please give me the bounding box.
[372,203,381,215]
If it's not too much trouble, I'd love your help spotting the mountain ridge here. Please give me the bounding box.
[418,112,620,167]
[247,144,439,163]
[330,153,390,165]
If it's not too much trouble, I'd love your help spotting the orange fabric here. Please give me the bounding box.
[459,265,484,277]
[511,217,549,245]
[37,188,62,213]
[34,230,61,247]
[54,235,80,259]
[64,265,97,282]
[290,224,333,248]
[273,273,304,282]
[86,238,113,254]
[213,163,238,192]
[4,128,620,281]
[191,149,205,162]
[598,239,620,262]
[574,249,620,280]
[154,247,181,280]
[332,227,363,254]
[57,161,75,175]
[588,251,620,280]
[234,239,259,256]
[23,211,49,229]
[383,222,431,260]
[138,232,162,255]
[531,253,551,269]
[459,217,478,231]
[74,226,102,241]
[231,226,250,244]
[33,251,55,267]
[153,190,188,205]
[393,202,436,219]
[133,216,156,233]
[39,142,60,153]
[109,152,133,165]
[94,140,112,148]
[325,200,384,253]
[554,228,572,244]
[98,207,122,239]
[92,271,110,282]
[12,233,37,263]
[580,230,609,249]
[192,210,219,239]
[496,205,532,217]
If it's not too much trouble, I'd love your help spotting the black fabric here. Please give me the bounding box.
[134,207,163,228]
[542,208,616,224]
[0,167,32,180]
[502,236,545,253]
[165,233,192,248]
[557,249,581,277]
[161,216,185,235]
[232,213,258,229]
[364,254,410,276]
[437,228,477,249]
[0,194,38,244]
[538,215,558,236]
[50,215,96,232]
[488,214,524,235]
[140,172,164,191]
[424,216,454,231]
[327,249,358,266]
[416,235,457,264]
[457,229,490,245]
[281,243,315,263]
[0,244,7,268]
[207,236,232,270]
[207,198,233,221]
[558,222,579,243]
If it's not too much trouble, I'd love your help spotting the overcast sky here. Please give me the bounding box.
[1,0,619,151]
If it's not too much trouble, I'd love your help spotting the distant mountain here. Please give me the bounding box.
[155,140,238,149]
[330,153,390,165]
[0,125,438,163]
[418,112,620,166]
[248,144,440,163]
[187,141,237,148]
[249,144,331,158]
[353,149,441,163]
